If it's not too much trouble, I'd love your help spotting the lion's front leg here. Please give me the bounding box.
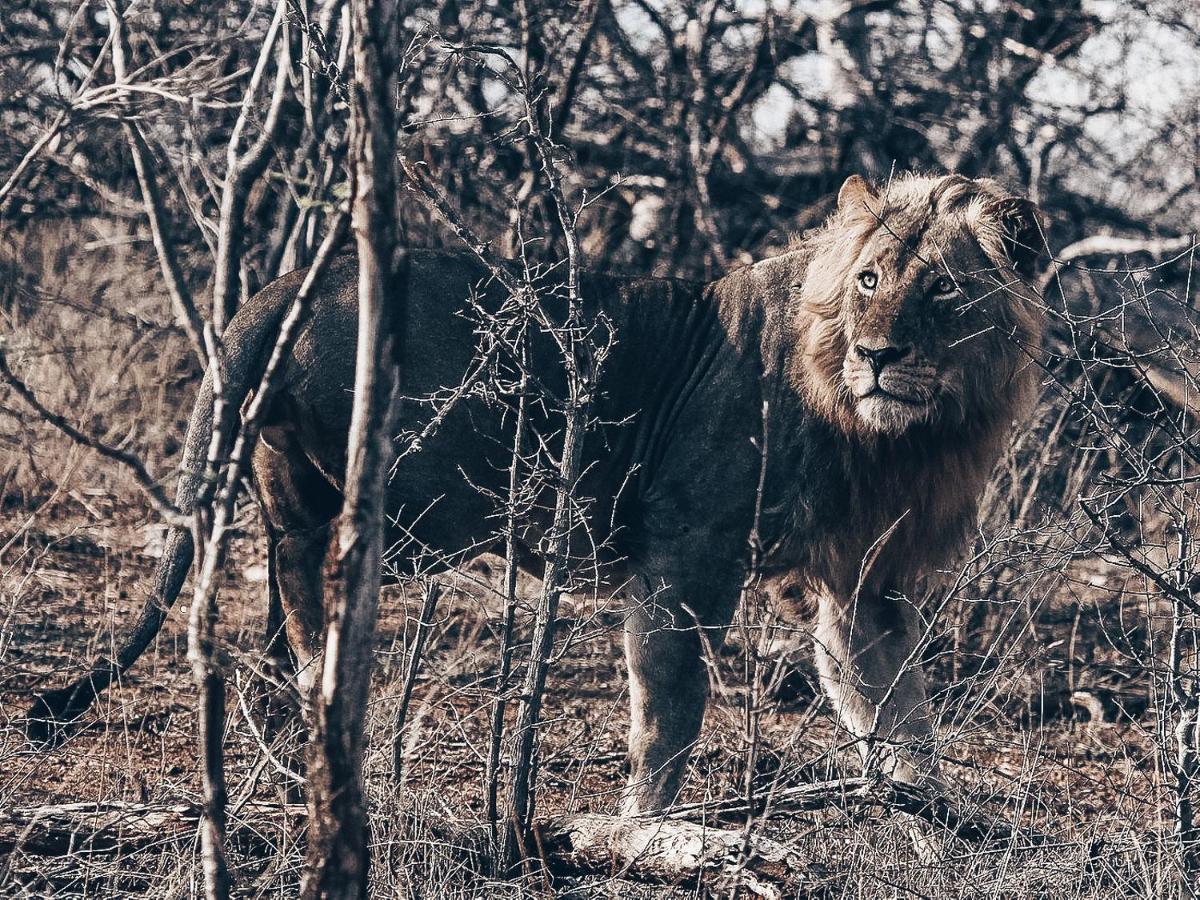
[812,586,943,790]
[619,570,741,815]
[621,622,708,815]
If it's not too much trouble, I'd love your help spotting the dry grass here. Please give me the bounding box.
[0,514,1183,896]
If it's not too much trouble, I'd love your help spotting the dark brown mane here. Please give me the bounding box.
[777,173,1044,592]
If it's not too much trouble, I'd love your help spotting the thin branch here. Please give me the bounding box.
[391,579,442,780]
[211,0,292,334]
[104,0,207,365]
[0,343,187,528]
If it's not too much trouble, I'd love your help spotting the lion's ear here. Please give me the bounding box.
[989,196,1045,279]
[837,175,878,214]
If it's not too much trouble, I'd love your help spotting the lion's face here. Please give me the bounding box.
[794,174,1045,438]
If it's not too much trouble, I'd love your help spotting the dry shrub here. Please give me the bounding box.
[0,219,198,514]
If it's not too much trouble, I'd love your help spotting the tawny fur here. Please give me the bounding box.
[28,173,1046,815]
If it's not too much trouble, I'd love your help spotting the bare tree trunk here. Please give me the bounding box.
[485,333,530,864]
[194,666,231,900]
[501,402,586,867]
[301,0,403,895]
[499,66,601,866]
[1168,531,1200,896]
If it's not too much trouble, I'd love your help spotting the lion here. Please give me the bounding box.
[27,172,1045,815]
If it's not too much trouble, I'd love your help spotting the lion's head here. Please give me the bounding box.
[790,173,1045,438]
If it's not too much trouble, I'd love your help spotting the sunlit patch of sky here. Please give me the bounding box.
[742,0,1197,192]
[1028,0,1198,214]
[469,0,1197,214]
[1029,2,1195,126]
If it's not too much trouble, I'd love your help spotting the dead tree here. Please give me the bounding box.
[300,0,404,896]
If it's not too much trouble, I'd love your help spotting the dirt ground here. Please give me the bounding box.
[0,492,1182,898]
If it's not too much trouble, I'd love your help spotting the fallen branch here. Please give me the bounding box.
[1053,233,1195,265]
[1039,233,1197,291]
[666,775,1049,847]
[0,800,304,856]
[535,813,810,899]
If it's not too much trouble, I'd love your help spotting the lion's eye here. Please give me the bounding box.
[932,276,956,296]
[857,271,878,293]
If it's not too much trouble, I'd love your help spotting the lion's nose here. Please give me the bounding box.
[854,343,910,375]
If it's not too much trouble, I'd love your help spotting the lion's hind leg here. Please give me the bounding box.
[252,433,341,712]
[251,519,309,743]
[620,566,743,816]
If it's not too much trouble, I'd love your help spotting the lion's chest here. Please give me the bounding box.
[762,420,986,596]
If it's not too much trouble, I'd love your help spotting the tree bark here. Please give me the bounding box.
[300,0,404,896]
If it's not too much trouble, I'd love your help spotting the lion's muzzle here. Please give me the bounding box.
[843,342,939,432]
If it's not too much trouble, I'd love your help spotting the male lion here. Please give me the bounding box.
[28,173,1044,814]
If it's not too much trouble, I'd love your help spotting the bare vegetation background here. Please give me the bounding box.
[1,0,1198,896]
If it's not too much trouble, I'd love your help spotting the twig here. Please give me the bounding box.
[211,0,292,334]
[392,579,442,780]
[104,0,207,365]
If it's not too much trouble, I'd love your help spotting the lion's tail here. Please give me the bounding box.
[24,284,295,746]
